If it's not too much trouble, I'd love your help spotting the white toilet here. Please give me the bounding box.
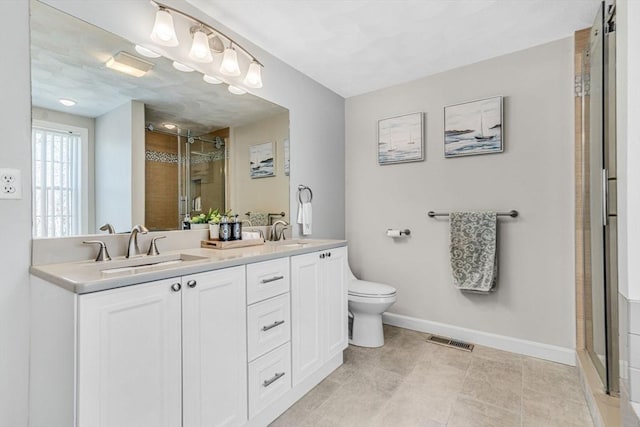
[348,267,397,348]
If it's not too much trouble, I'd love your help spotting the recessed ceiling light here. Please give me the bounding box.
[228,85,246,95]
[135,45,161,58]
[203,74,222,85]
[172,61,194,72]
[106,51,154,77]
[59,98,76,107]
[163,123,177,130]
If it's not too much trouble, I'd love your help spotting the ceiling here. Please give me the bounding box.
[187,0,601,98]
[31,0,286,135]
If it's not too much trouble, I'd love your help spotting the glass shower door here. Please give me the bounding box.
[584,1,618,395]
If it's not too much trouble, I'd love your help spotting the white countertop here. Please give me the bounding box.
[30,239,347,294]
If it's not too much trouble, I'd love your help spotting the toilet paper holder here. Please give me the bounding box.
[386,229,411,237]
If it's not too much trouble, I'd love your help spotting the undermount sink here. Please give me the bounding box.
[100,253,208,275]
[266,239,331,248]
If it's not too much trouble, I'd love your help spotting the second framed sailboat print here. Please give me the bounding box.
[444,96,503,158]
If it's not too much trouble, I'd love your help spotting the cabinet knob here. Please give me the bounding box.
[326,252,331,257]
[319,253,325,259]
[187,280,197,288]
[171,283,181,292]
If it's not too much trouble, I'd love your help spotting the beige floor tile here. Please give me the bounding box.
[522,386,593,427]
[308,365,404,427]
[448,395,521,427]
[273,327,597,427]
[460,355,522,413]
[523,357,584,402]
[473,344,524,369]
[370,377,459,425]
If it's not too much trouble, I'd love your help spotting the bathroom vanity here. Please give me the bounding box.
[29,239,348,427]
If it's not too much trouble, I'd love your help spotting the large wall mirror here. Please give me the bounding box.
[30,0,290,238]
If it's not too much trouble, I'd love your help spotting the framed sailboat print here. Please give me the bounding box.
[377,112,424,165]
[444,96,503,158]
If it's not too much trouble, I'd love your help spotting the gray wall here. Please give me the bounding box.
[345,38,575,348]
[0,2,30,426]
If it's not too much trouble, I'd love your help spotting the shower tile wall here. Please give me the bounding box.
[145,130,178,230]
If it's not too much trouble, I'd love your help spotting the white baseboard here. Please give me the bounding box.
[382,312,576,366]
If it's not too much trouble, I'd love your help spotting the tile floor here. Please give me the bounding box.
[271,325,593,427]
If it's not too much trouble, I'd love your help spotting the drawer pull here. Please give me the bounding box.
[263,372,285,387]
[261,320,285,331]
[260,275,285,284]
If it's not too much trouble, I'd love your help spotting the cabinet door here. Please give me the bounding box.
[291,251,324,386]
[182,266,247,427]
[77,278,182,427]
[323,246,349,360]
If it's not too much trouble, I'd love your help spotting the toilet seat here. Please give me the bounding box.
[348,280,396,298]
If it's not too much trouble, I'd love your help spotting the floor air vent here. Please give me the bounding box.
[426,334,474,352]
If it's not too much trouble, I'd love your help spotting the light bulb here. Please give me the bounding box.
[150,8,178,47]
[189,28,213,63]
[172,61,194,73]
[243,61,263,89]
[228,85,246,95]
[135,45,161,58]
[220,46,241,76]
[59,98,76,107]
[203,74,223,84]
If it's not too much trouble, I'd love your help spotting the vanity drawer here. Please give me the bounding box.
[247,258,290,304]
[248,342,291,418]
[247,293,291,361]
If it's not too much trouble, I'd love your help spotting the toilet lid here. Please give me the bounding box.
[348,279,396,297]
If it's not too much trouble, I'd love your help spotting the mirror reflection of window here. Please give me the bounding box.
[31,121,88,237]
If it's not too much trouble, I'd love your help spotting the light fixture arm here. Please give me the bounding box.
[151,0,263,67]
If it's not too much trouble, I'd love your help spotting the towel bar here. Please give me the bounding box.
[427,210,518,218]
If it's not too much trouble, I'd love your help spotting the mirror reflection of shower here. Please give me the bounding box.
[144,124,227,231]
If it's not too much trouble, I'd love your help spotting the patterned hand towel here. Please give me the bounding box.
[449,212,498,293]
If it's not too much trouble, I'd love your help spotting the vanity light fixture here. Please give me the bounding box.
[228,85,247,95]
[189,25,214,63]
[58,98,76,107]
[220,44,241,77]
[106,51,154,77]
[150,7,179,47]
[135,45,161,58]
[243,61,263,89]
[203,74,223,85]
[172,61,194,72]
[149,1,264,89]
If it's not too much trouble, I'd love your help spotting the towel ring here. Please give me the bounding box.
[298,185,313,204]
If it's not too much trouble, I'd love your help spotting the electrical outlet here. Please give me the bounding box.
[0,168,21,199]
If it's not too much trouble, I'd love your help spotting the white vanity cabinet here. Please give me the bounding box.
[181,267,248,427]
[77,278,183,427]
[290,246,348,386]
[30,242,348,427]
[33,266,247,427]
[245,258,292,418]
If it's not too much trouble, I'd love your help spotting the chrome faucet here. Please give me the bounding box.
[99,223,116,234]
[270,220,289,241]
[126,224,149,258]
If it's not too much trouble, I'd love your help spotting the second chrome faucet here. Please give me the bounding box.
[126,224,149,258]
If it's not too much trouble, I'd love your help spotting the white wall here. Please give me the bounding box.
[95,100,145,232]
[346,38,575,351]
[43,0,346,240]
[230,112,290,223]
[0,2,31,427]
[32,106,96,232]
[617,0,640,415]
